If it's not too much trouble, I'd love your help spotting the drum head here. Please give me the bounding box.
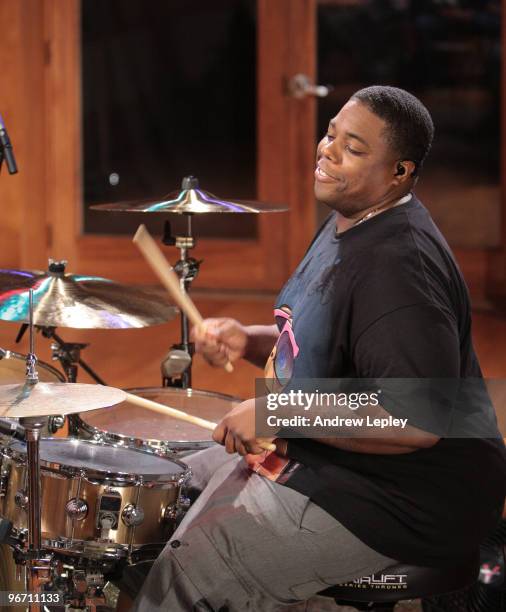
[81,388,240,445]
[5,438,187,483]
[0,349,64,383]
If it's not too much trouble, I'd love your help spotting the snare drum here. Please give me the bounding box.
[77,387,240,456]
[0,438,190,561]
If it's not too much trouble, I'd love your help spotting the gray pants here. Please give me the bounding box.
[127,445,395,611]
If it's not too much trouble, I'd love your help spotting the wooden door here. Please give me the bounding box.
[36,0,318,291]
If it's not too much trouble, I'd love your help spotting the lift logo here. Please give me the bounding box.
[340,573,408,590]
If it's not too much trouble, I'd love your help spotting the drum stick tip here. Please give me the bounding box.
[133,224,147,243]
[224,362,234,373]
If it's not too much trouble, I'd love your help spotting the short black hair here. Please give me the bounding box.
[350,85,434,175]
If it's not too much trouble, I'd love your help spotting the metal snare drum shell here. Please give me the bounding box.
[0,438,190,560]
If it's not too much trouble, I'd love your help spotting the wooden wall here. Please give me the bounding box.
[0,0,48,269]
[0,0,505,308]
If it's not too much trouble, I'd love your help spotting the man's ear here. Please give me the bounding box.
[393,160,416,184]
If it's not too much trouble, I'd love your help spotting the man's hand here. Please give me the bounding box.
[213,397,275,455]
[192,318,249,368]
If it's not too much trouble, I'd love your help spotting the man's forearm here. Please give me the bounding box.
[243,325,278,368]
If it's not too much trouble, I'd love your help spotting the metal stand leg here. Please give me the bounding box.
[19,417,52,612]
[162,213,200,389]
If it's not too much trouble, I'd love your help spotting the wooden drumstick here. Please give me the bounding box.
[125,392,277,452]
[133,224,234,373]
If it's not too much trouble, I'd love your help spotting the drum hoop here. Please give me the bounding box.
[77,387,242,449]
[0,348,65,381]
[0,437,191,487]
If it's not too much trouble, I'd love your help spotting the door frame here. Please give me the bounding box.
[41,0,318,290]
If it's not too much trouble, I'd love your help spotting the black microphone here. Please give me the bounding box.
[0,113,18,175]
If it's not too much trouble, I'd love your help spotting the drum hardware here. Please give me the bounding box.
[0,461,11,497]
[121,503,144,528]
[161,348,192,381]
[134,220,234,389]
[41,326,107,385]
[96,488,122,538]
[163,495,191,523]
[14,489,28,509]
[65,498,89,522]
[161,201,200,389]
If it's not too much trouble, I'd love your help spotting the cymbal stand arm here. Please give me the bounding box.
[41,327,107,385]
[162,215,201,389]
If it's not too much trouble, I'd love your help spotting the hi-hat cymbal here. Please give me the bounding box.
[90,175,288,215]
[0,264,178,329]
[0,382,126,418]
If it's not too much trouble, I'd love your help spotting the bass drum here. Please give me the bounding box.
[0,349,65,438]
[77,387,241,457]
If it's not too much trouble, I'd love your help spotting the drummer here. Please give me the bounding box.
[121,86,506,611]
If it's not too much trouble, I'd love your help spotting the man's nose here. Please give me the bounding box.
[319,139,341,164]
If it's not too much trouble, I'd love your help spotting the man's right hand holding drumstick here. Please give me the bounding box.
[192,320,288,458]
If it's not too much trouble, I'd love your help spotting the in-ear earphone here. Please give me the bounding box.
[395,163,405,176]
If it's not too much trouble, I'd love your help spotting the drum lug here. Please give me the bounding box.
[163,495,191,523]
[178,495,191,512]
[14,489,28,510]
[65,497,89,521]
[0,462,11,498]
[92,432,106,444]
[121,503,145,527]
[47,415,65,434]
[163,503,179,523]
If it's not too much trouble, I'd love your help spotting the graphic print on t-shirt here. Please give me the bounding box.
[264,305,299,393]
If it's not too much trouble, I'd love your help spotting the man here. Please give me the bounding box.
[126,86,506,611]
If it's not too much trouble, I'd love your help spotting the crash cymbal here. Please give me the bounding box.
[0,262,178,329]
[90,175,288,214]
[0,382,126,418]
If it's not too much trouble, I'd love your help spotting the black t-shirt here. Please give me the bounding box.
[275,194,506,566]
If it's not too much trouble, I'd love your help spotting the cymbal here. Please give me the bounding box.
[0,264,178,329]
[90,175,288,215]
[0,382,126,418]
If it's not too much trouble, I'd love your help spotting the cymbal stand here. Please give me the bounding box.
[19,290,52,612]
[161,211,201,389]
[40,327,107,385]
[14,324,106,384]
[40,327,107,436]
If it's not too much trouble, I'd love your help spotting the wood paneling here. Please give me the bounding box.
[0,0,48,269]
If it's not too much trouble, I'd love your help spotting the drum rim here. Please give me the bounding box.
[76,386,242,449]
[0,348,65,382]
[0,437,191,486]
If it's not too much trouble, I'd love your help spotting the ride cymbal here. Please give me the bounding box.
[90,175,288,214]
[0,382,126,418]
[0,263,178,329]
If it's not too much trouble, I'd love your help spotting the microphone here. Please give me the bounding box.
[0,113,18,175]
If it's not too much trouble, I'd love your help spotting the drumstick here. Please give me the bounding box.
[125,392,277,452]
[133,224,234,373]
